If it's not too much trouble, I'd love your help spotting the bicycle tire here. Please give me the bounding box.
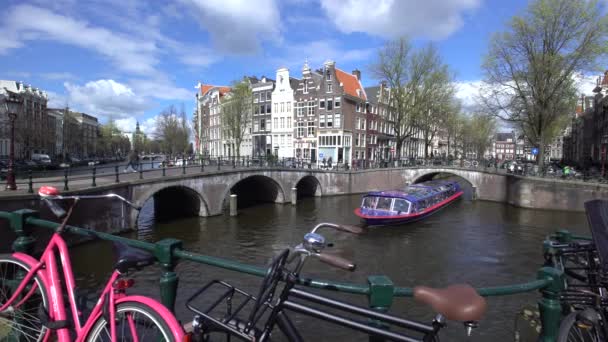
[85,301,174,341]
[0,254,49,342]
[557,310,607,342]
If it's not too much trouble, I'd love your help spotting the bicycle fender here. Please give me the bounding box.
[11,252,51,293]
[116,295,185,340]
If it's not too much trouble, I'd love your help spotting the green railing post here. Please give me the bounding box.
[367,275,394,342]
[162,163,166,177]
[154,238,183,312]
[27,170,33,194]
[9,209,38,255]
[182,161,186,175]
[115,165,120,183]
[537,266,565,342]
[217,157,221,171]
[63,168,69,191]
[139,165,143,180]
[91,167,97,187]
[200,157,204,172]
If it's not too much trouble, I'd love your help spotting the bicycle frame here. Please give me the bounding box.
[2,232,184,341]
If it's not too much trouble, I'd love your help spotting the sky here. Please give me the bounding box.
[0,0,605,134]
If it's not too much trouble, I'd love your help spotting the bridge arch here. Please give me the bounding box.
[136,185,209,225]
[224,175,287,209]
[293,175,322,198]
[412,169,478,200]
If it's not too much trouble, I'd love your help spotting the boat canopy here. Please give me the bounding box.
[365,180,459,203]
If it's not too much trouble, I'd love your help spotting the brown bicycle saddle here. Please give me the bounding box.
[413,284,487,322]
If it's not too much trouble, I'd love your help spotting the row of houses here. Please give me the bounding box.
[194,61,431,165]
[0,80,99,160]
[563,71,608,168]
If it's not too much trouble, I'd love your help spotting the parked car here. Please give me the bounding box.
[175,159,187,167]
[31,153,52,165]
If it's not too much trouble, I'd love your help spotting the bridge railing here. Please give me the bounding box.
[0,209,567,340]
[6,157,510,194]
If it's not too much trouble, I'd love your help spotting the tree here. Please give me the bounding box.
[221,81,251,158]
[444,102,464,158]
[370,38,455,158]
[481,0,608,167]
[155,105,190,156]
[465,112,497,159]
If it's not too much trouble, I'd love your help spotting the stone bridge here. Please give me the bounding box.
[3,166,606,230]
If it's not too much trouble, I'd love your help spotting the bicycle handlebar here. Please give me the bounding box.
[316,253,356,271]
[310,222,363,234]
[38,186,142,211]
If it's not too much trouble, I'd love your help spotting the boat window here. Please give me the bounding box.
[362,197,378,209]
[376,197,393,210]
[393,199,410,214]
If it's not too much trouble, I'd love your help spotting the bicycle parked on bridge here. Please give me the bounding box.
[540,199,608,342]
[184,223,487,342]
[0,186,185,341]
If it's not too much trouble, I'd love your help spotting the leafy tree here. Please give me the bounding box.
[221,81,251,158]
[155,104,190,156]
[481,0,608,167]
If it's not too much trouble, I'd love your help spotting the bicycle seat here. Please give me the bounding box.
[413,284,487,322]
[113,241,155,273]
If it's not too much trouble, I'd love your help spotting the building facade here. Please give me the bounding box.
[365,83,396,161]
[0,80,51,159]
[250,77,274,157]
[495,132,516,161]
[271,68,297,158]
[196,84,231,157]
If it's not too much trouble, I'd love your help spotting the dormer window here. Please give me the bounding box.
[304,82,308,94]
[326,71,331,81]
[326,83,332,93]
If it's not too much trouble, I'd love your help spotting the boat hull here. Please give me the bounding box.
[354,191,463,226]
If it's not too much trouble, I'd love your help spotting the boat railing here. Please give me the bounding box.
[0,209,568,341]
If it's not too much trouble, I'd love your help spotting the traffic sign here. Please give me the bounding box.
[319,153,324,159]
[531,147,539,155]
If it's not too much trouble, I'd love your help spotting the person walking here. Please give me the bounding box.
[124,150,140,172]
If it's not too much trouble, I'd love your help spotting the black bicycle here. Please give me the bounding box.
[184,223,487,342]
[543,200,608,342]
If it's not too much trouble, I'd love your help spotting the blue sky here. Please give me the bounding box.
[0,0,603,134]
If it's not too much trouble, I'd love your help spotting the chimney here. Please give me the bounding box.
[352,69,361,81]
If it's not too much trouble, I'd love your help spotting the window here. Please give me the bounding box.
[320,99,325,109]
[296,102,303,117]
[344,136,350,146]
[307,101,315,116]
[304,82,308,93]
[327,100,333,110]
[307,121,315,137]
[326,71,331,81]
[281,102,285,113]
[297,121,305,137]
[260,105,265,114]
[260,119,266,131]
[254,105,259,115]
[287,102,291,113]
[356,103,361,112]
[356,117,360,130]
[274,118,278,129]
[335,98,341,108]
[280,135,285,145]
[254,121,259,132]
[319,114,325,127]
[280,117,285,128]
[355,133,360,147]
[326,83,332,92]
[266,91,271,101]
[362,118,366,130]
[274,103,278,113]
[266,103,271,113]
[254,94,259,103]
[327,114,333,128]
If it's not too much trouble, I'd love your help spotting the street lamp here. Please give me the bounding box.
[4,94,21,190]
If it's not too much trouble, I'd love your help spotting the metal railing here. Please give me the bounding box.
[0,209,568,341]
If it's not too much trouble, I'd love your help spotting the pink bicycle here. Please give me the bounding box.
[0,186,185,341]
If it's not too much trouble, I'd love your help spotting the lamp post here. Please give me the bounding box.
[4,94,21,190]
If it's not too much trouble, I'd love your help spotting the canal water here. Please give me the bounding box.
[66,191,590,342]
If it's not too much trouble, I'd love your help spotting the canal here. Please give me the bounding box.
[66,190,589,342]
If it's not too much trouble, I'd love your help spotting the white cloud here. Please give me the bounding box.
[41,72,77,81]
[129,76,193,101]
[179,0,281,53]
[64,79,152,118]
[454,80,483,109]
[0,5,159,75]
[319,0,481,40]
[115,116,157,135]
[46,90,68,109]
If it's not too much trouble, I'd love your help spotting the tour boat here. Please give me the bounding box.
[354,180,463,226]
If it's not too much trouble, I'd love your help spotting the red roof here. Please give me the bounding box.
[335,68,366,100]
[200,84,230,96]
